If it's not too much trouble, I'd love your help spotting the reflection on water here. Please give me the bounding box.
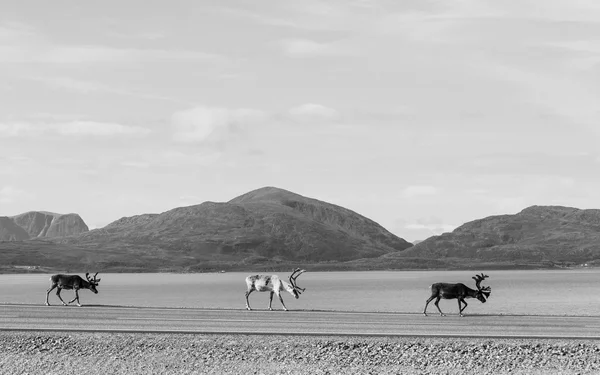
[1,270,598,316]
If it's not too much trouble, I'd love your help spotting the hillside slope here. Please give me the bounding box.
[398,206,600,266]
[0,217,30,241]
[39,187,413,271]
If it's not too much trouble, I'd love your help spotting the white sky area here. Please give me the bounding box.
[1,0,600,242]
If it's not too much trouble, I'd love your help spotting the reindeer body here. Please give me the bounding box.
[45,273,100,307]
[245,269,305,311]
[424,274,491,317]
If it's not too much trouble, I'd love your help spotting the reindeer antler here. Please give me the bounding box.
[86,272,101,284]
[472,273,490,291]
[289,268,306,293]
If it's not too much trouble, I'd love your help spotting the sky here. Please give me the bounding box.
[1,0,600,242]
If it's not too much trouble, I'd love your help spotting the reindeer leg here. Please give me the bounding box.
[278,293,288,311]
[423,296,436,316]
[434,297,445,316]
[459,298,468,317]
[268,291,274,311]
[46,284,56,306]
[68,289,78,304]
[56,288,68,306]
[245,290,253,311]
[69,289,81,307]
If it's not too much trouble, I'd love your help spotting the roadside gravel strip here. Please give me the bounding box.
[0,332,598,375]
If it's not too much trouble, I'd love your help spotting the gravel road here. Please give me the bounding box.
[0,331,598,375]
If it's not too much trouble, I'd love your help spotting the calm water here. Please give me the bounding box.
[0,270,598,316]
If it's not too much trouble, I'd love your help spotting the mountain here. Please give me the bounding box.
[0,217,30,241]
[0,211,88,242]
[397,205,600,267]
[4,195,599,273]
[11,211,89,238]
[49,187,412,272]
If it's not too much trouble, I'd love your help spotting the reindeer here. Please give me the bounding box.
[45,273,101,307]
[423,273,491,317]
[245,268,306,311]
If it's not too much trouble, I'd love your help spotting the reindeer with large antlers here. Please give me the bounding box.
[45,272,101,307]
[245,268,306,311]
[423,273,491,317]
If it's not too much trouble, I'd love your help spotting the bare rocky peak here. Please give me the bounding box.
[10,211,89,239]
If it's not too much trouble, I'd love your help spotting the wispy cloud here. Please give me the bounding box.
[120,161,151,169]
[0,45,222,64]
[0,186,33,204]
[402,185,439,198]
[171,106,267,143]
[0,22,222,64]
[288,103,340,121]
[405,222,456,233]
[394,216,456,242]
[279,38,353,57]
[213,2,376,32]
[0,121,151,137]
[28,76,186,104]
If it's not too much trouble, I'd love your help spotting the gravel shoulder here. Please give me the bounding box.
[0,331,598,375]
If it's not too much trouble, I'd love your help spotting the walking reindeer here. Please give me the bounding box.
[45,272,101,307]
[245,268,306,311]
[424,273,491,317]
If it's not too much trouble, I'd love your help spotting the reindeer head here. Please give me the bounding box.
[86,272,101,294]
[288,268,306,299]
[472,273,491,303]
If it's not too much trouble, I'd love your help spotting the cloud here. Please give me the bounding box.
[405,223,456,233]
[0,121,151,137]
[0,186,33,204]
[120,161,151,169]
[29,76,185,103]
[57,121,151,136]
[171,106,267,143]
[155,150,223,167]
[213,2,374,32]
[280,38,353,57]
[288,103,340,121]
[393,216,456,242]
[0,45,222,64]
[0,23,222,64]
[402,185,439,198]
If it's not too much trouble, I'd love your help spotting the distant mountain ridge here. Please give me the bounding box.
[0,211,88,241]
[2,190,600,273]
[59,187,412,270]
[398,205,600,266]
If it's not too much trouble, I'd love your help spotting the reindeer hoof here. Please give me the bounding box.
[423,313,427,317]
[246,307,251,311]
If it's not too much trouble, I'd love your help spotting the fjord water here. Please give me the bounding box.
[1,270,598,316]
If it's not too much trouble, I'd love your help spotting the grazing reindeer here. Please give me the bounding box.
[45,273,101,307]
[245,268,306,311]
[424,273,491,317]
